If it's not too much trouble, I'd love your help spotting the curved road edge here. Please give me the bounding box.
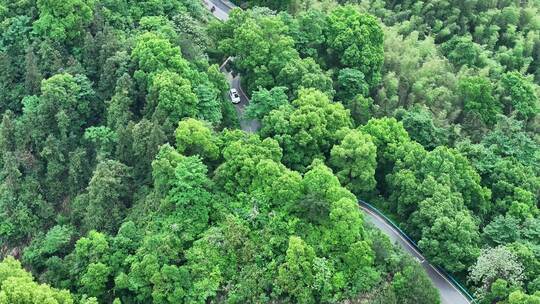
[360,201,474,304]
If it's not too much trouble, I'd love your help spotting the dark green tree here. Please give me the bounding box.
[82,160,132,234]
[459,75,501,126]
[500,71,539,121]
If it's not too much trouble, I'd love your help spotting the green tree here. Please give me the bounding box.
[459,75,501,126]
[24,45,42,96]
[33,0,94,41]
[360,117,411,190]
[376,27,460,122]
[482,216,521,246]
[194,83,222,126]
[294,160,352,224]
[183,229,226,303]
[276,236,317,304]
[0,111,16,159]
[80,262,111,299]
[344,95,374,126]
[160,155,213,245]
[0,153,52,246]
[106,74,134,131]
[65,230,113,299]
[441,35,487,68]
[329,129,377,195]
[84,126,117,161]
[322,197,367,255]
[336,68,369,102]
[407,180,463,237]
[500,71,539,121]
[261,88,352,170]
[507,242,540,286]
[508,290,540,304]
[40,135,69,204]
[325,6,384,88]
[129,119,167,184]
[175,118,219,162]
[22,225,76,273]
[0,256,73,303]
[390,146,490,219]
[131,32,190,78]
[218,10,299,93]
[0,15,32,113]
[289,9,327,59]
[36,73,95,139]
[276,57,333,99]
[151,144,185,199]
[481,116,539,170]
[214,131,283,195]
[395,106,449,149]
[391,263,441,304]
[245,86,289,120]
[150,264,191,304]
[418,209,480,273]
[82,160,131,233]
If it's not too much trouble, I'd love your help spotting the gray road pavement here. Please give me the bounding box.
[204,0,231,20]
[230,76,261,133]
[361,204,472,304]
[204,2,472,303]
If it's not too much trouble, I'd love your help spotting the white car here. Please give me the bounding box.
[229,88,241,104]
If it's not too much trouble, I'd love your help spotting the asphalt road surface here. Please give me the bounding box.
[205,1,472,303]
[230,76,261,133]
[204,0,260,132]
[361,204,472,304]
[203,0,230,20]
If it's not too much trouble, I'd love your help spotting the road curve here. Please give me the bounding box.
[204,0,260,133]
[204,2,472,303]
[360,202,472,304]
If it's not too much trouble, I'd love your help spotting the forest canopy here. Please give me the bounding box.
[0,0,539,303]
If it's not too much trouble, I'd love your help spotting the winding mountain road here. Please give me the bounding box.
[203,1,472,303]
[204,0,260,133]
[360,203,472,304]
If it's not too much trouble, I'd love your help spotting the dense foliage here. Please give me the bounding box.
[217,1,540,303]
[0,0,539,303]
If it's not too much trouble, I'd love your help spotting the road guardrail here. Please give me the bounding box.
[358,199,477,303]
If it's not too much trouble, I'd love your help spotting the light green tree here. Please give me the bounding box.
[329,129,377,195]
[33,0,94,41]
[325,6,384,88]
[245,86,289,120]
[469,246,524,297]
[148,71,198,135]
[261,88,352,170]
[0,256,73,304]
[276,236,317,304]
[175,118,219,161]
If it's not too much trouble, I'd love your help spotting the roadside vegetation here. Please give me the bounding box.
[0,0,538,303]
